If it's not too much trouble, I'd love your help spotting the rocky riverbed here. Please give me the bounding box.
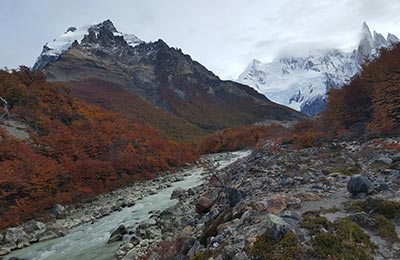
[118,137,400,260]
[1,151,250,260]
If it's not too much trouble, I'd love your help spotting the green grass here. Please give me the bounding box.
[250,232,303,260]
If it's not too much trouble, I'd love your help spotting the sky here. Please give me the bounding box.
[1,0,400,79]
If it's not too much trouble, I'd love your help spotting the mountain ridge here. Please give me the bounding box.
[33,20,304,140]
[237,22,399,116]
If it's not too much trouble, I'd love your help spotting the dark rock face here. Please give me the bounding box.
[347,174,373,196]
[108,225,128,243]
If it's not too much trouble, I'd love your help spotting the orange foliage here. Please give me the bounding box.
[323,44,400,138]
[0,69,198,229]
[198,124,288,154]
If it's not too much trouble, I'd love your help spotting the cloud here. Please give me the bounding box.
[0,0,400,79]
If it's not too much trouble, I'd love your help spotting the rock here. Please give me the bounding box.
[181,226,193,236]
[265,195,301,214]
[171,188,186,199]
[23,220,46,234]
[138,227,161,240]
[195,197,214,214]
[138,218,157,229]
[37,230,58,242]
[130,235,141,246]
[227,187,242,207]
[347,212,377,229]
[222,245,241,260]
[281,211,301,221]
[0,247,10,256]
[347,174,373,196]
[108,225,128,243]
[187,240,204,258]
[2,227,29,245]
[53,204,66,219]
[375,157,393,165]
[295,191,321,201]
[264,214,294,241]
[119,242,134,252]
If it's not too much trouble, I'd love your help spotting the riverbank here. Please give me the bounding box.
[119,138,400,259]
[1,151,250,260]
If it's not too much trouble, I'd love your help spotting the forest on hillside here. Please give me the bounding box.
[0,68,197,228]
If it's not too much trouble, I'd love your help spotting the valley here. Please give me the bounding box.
[0,3,400,260]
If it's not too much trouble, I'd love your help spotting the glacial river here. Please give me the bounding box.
[6,151,250,260]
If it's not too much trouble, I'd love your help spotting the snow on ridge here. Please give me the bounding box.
[43,24,94,57]
[42,22,143,57]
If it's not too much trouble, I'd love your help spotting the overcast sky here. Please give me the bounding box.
[1,0,400,79]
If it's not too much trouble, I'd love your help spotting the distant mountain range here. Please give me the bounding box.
[237,22,399,116]
[33,20,304,140]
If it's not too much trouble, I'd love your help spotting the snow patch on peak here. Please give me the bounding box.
[43,24,94,57]
[33,20,144,71]
[113,32,143,47]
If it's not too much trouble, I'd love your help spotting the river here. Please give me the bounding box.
[5,151,250,260]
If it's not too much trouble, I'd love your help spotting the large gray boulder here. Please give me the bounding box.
[347,174,372,196]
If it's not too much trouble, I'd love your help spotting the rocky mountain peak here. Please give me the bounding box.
[387,33,400,45]
[80,20,126,48]
[32,20,142,71]
[373,31,387,48]
[358,22,375,58]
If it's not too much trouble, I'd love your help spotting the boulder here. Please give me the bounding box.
[375,157,393,165]
[347,174,372,196]
[264,214,294,241]
[53,204,66,219]
[227,187,242,207]
[130,234,141,246]
[265,195,300,214]
[2,227,29,245]
[171,188,186,199]
[195,197,214,214]
[37,230,58,242]
[108,225,128,243]
[23,220,46,234]
[0,247,11,256]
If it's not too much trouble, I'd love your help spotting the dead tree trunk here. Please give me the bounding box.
[0,96,9,120]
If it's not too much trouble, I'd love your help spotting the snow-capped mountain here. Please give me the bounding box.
[32,19,304,135]
[237,22,399,115]
[32,20,143,71]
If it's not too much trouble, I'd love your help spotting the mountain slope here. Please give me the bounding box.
[33,20,304,138]
[237,22,399,116]
[69,79,207,141]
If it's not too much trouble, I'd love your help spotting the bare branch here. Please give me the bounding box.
[0,96,9,120]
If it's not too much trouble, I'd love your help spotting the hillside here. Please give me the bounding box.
[0,69,197,228]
